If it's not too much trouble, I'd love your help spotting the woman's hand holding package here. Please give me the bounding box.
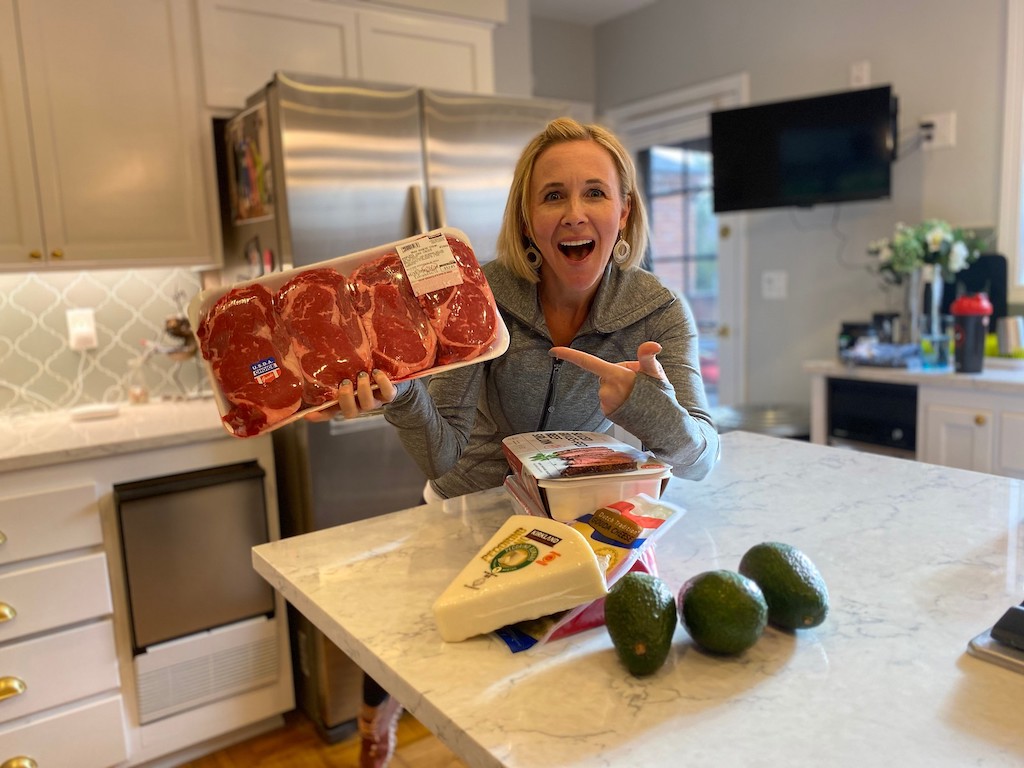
[303,369,398,422]
[550,341,667,415]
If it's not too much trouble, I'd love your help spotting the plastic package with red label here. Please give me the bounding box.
[189,227,508,437]
[495,488,685,652]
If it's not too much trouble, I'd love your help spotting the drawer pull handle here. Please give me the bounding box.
[0,604,14,623]
[0,531,5,545]
[1,758,38,768]
[0,677,26,702]
[975,414,987,426]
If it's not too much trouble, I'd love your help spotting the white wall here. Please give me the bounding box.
[532,0,1009,406]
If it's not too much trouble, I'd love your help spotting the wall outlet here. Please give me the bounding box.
[761,270,788,301]
[66,308,98,351]
[920,111,957,150]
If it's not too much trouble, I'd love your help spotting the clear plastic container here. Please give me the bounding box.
[538,469,673,522]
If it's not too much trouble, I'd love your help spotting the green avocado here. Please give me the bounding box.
[738,542,829,630]
[677,569,768,655]
[604,572,677,677]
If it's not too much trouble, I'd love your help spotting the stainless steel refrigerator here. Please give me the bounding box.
[215,71,574,741]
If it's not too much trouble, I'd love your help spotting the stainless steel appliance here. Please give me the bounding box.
[113,461,281,724]
[216,72,574,741]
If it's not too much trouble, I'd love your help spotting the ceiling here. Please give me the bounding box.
[528,0,659,27]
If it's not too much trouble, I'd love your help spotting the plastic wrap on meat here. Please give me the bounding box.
[416,235,499,365]
[351,254,438,379]
[196,283,304,437]
[275,267,373,405]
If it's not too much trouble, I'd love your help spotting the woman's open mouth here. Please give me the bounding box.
[558,239,595,261]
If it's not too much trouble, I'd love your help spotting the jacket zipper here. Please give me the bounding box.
[537,359,562,431]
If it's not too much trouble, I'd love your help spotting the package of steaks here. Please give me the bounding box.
[189,227,509,438]
[500,431,673,522]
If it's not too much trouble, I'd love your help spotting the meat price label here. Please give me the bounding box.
[398,232,464,296]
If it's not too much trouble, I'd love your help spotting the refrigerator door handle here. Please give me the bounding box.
[409,185,428,235]
[429,186,447,230]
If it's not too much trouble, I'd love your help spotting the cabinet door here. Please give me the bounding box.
[14,0,212,268]
[0,695,127,768]
[0,620,119,724]
[921,403,994,473]
[357,8,494,92]
[196,0,360,109]
[997,410,1024,478]
[0,0,45,267]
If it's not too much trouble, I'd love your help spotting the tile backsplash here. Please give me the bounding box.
[0,268,207,414]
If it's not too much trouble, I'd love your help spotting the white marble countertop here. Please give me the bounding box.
[0,397,231,472]
[804,358,1024,394]
[253,431,1024,767]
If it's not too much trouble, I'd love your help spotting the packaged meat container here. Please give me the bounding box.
[189,227,509,438]
[501,431,672,522]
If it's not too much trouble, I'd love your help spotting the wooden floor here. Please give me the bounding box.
[180,709,468,768]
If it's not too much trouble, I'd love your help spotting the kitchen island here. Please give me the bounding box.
[253,431,1023,767]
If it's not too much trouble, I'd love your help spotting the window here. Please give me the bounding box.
[638,140,720,403]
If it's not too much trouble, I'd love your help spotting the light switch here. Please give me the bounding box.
[761,270,788,301]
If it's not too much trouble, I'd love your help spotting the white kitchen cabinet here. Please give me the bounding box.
[805,361,1024,480]
[357,8,494,92]
[918,400,994,473]
[196,0,360,109]
[0,695,127,768]
[919,385,1024,478]
[0,0,214,270]
[365,0,506,24]
[0,479,127,767]
[196,0,495,110]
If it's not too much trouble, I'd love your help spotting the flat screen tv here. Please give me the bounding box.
[711,85,898,213]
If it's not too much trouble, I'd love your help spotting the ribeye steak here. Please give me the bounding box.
[416,234,499,366]
[196,283,304,437]
[351,253,438,379]
[275,267,372,405]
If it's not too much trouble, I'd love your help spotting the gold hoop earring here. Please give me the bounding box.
[525,241,543,269]
[612,237,631,265]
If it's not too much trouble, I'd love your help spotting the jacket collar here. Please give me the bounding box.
[484,260,675,337]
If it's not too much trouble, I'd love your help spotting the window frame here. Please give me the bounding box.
[998,0,1024,302]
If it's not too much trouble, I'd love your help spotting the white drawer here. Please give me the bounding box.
[0,694,127,768]
[0,621,119,725]
[0,553,112,644]
[0,484,101,565]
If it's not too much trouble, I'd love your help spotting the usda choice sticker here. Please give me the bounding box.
[251,357,281,385]
[490,543,538,573]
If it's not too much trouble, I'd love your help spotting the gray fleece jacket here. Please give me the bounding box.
[383,259,720,499]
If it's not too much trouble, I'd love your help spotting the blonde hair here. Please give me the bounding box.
[496,117,650,283]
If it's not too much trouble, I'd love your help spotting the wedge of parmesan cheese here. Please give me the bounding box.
[432,515,609,642]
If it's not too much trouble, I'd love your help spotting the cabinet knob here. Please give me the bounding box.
[50,249,63,259]
[0,604,15,623]
[0,531,5,545]
[1,758,38,768]
[975,414,986,426]
[28,251,42,260]
[0,677,26,702]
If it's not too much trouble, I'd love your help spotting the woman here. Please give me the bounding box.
[337,117,719,767]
